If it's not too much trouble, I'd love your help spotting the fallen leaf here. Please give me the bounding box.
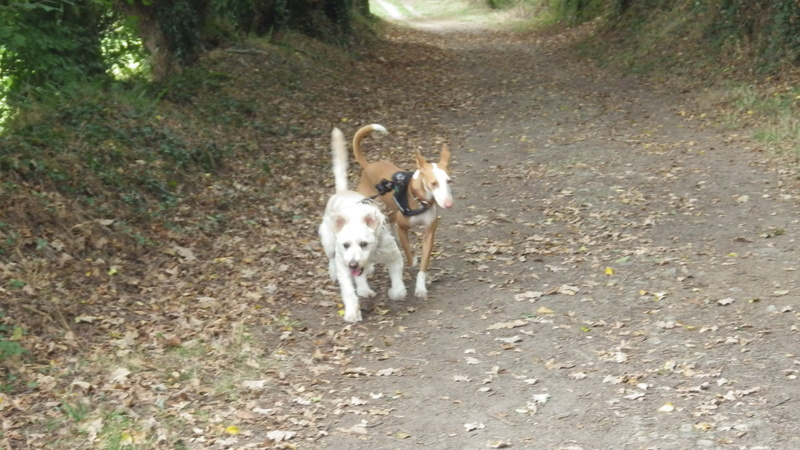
[79,417,103,442]
[536,306,554,314]
[557,284,580,295]
[531,393,550,404]
[514,291,543,302]
[266,430,297,441]
[658,402,675,412]
[243,380,267,390]
[108,367,131,384]
[74,315,101,323]
[464,422,485,432]
[337,422,368,435]
[487,319,528,330]
[694,422,713,431]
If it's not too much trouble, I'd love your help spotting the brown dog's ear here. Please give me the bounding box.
[414,149,428,170]
[438,143,451,170]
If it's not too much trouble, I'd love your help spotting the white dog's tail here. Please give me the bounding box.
[331,127,349,192]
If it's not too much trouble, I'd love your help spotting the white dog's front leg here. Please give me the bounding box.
[336,266,362,323]
[355,274,376,298]
[415,271,427,298]
[387,259,407,300]
[328,258,337,281]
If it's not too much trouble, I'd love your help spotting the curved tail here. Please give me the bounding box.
[352,123,388,168]
[331,127,349,192]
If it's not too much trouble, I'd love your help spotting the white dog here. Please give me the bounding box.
[319,128,407,322]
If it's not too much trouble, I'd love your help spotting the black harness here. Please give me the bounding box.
[369,171,431,217]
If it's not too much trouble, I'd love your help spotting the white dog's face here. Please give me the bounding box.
[333,212,381,277]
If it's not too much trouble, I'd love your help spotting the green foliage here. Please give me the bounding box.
[209,0,362,42]
[485,0,604,25]
[604,0,800,71]
[554,0,605,24]
[0,80,231,219]
[707,0,800,69]
[60,399,91,422]
[0,311,26,387]
[0,0,148,128]
[0,1,111,102]
[154,0,205,65]
[486,0,517,9]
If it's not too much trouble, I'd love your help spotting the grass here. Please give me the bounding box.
[572,1,800,157]
[26,321,292,448]
[696,81,800,154]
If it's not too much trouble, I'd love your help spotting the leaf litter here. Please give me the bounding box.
[4,7,800,450]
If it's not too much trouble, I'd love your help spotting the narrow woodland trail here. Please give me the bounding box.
[287,18,800,450]
[7,7,800,450]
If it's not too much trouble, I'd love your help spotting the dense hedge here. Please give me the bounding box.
[599,0,800,68]
[0,0,370,104]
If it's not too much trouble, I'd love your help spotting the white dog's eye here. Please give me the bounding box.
[359,242,368,249]
[343,243,351,249]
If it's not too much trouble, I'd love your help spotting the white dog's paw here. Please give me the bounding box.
[388,284,407,300]
[357,286,377,298]
[414,272,427,298]
[343,308,363,323]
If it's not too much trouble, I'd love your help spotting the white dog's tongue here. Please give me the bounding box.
[351,267,363,277]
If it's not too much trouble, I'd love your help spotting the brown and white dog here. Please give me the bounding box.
[352,124,453,298]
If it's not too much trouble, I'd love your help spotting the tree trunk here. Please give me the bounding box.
[116,0,208,83]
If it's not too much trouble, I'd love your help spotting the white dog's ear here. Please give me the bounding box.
[333,215,347,232]
[363,212,381,230]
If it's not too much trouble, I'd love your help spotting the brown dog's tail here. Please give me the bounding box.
[352,124,388,168]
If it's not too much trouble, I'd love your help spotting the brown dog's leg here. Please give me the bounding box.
[396,217,415,267]
[419,217,438,273]
[415,217,439,297]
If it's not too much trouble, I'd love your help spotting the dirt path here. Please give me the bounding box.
[7,7,800,450]
[292,18,800,450]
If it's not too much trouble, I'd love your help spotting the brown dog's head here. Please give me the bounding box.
[414,144,453,209]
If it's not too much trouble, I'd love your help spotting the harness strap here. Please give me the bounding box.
[371,171,430,217]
